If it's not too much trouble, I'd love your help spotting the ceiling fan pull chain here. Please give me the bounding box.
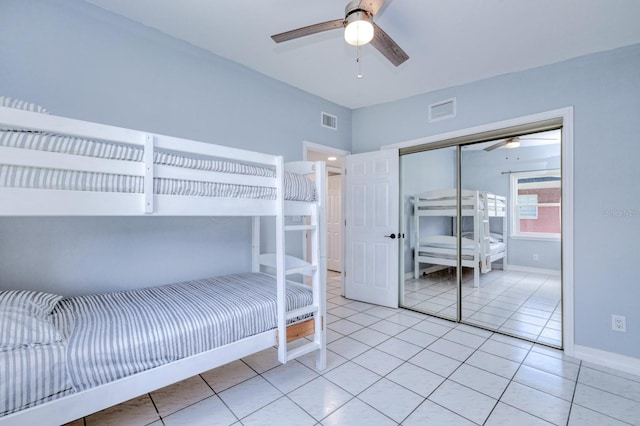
[356,43,363,79]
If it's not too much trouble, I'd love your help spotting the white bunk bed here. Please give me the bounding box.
[413,188,507,287]
[0,99,327,425]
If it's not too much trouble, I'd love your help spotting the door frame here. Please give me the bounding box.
[303,141,351,294]
[383,107,575,356]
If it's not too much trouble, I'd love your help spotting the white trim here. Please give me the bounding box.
[327,165,342,174]
[509,235,561,242]
[383,108,570,151]
[573,344,640,377]
[303,140,350,158]
[303,141,350,294]
[389,107,575,356]
[561,108,575,357]
[504,264,561,276]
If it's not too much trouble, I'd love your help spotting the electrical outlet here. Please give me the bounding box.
[612,315,626,332]
[533,253,539,261]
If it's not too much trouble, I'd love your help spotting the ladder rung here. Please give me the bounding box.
[287,341,321,360]
[287,305,318,320]
[286,265,318,275]
[285,225,317,231]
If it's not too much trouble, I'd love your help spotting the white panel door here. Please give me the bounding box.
[345,149,399,308]
[327,174,342,272]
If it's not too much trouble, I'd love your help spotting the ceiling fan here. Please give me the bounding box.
[483,135,558,151]
[270,0,409,67]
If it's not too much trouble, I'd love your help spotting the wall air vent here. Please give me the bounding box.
[428,98,456,122]
[321,112,338,130]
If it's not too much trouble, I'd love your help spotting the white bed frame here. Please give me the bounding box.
[0,105,327,425]
[413,188,507,287]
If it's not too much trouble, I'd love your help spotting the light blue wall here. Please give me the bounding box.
[354,44,640,359]
[0,0,351,295]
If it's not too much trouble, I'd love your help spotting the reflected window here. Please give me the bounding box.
[511,170,561,238]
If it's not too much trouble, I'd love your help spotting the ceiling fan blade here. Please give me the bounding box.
[370,23,408,66]
[357,0,385,15]
[520,137,558,141]
[271,19,344,43]
[484,140,508,151]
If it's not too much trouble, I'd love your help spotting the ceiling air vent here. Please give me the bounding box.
[428,98,456,122]
[321,112,338,130]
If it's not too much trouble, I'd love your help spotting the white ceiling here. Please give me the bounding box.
[84,0,640,109]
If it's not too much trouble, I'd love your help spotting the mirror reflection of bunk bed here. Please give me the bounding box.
[413,189,507,288]
[0,97,327,425]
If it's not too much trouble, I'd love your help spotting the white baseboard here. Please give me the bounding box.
[505,264,561,276]
[572,344,640,377]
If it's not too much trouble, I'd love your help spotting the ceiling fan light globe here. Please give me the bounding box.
[505,141,521,149]
[344,11,374,46]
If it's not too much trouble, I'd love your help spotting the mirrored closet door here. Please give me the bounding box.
[460,131,562,347]
[400,146,459,321]
[400,129,563,348]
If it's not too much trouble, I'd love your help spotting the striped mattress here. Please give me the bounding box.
[0,130,316,201]
[1,272,314,416]
[0,343,73,417]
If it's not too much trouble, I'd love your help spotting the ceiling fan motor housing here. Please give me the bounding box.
[345,0,373,16]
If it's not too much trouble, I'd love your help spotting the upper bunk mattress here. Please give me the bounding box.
[414,190,506,214]
[51,272,313,392]
[0,131,316,201]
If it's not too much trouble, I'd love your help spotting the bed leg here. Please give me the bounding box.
[315,343,327,371]
[315,315,327,371]
[474,265,480,288]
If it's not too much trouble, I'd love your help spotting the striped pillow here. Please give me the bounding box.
[0,96,49,114]
[0,291,63,350]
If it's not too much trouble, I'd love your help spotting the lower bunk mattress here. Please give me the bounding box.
[417,238,506,261]
[0,272,314,417]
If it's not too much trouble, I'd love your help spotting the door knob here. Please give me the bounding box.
[384,233,396,239]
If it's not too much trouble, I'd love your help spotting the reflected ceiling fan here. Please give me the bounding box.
[483,135,558,151]
[270,0,409,67]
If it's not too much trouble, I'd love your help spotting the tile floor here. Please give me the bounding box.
[403,267,562,346]
[66,272,640,425]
